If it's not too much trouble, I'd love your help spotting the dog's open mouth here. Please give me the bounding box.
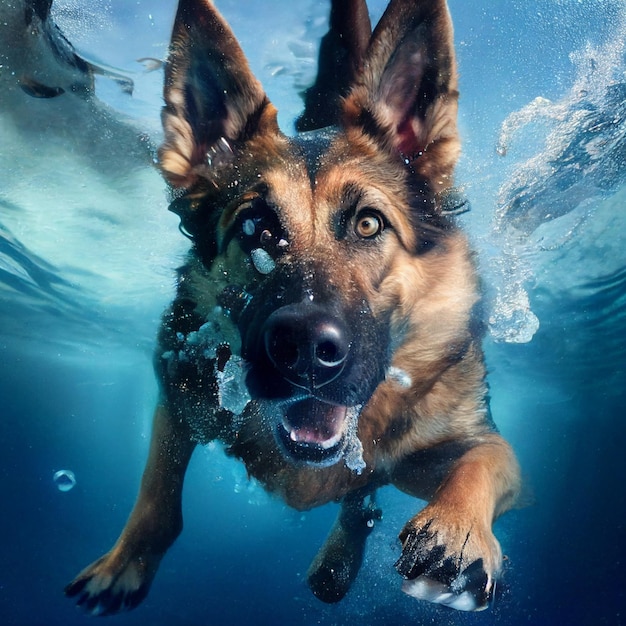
[276,397,351,466]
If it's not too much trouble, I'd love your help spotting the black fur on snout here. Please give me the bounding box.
[236,266,390,408]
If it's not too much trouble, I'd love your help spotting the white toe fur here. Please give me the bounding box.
[401,575,486,612]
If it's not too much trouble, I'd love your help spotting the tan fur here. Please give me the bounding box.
[66,0,521,615]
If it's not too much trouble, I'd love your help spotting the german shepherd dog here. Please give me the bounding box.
[66,0,520,615]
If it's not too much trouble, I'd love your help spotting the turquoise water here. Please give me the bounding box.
[1,1,624,624]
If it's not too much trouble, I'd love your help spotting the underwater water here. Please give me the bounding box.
[1,0,625,624]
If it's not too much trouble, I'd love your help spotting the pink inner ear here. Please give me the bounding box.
[376,43,428,157]
[396,116,424,159]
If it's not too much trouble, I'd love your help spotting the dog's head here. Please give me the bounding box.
[158,0,473,470]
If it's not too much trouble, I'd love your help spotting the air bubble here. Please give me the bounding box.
[53,469,76,492]
[251,248,276,274]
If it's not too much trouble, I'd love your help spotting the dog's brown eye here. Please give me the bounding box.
[355,212,383,239]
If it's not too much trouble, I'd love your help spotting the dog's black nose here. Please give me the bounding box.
[263,303,350,389]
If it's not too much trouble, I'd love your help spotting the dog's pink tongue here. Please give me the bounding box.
[284,399,347,449]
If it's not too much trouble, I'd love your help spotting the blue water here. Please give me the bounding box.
[1,1,625,624]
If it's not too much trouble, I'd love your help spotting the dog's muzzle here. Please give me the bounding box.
[240,296,386,471]
[261,303,356,464]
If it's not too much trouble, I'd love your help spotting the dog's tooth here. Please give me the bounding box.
[251,248,276,275]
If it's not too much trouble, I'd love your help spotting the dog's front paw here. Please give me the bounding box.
[394,510,502,611]
[65,550,160,616]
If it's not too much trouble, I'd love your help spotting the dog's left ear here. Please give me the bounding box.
[159,0,278,188]
[342,0,459,193]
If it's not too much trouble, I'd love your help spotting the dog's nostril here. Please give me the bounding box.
[315,337,347,367]
[316,340,339,365]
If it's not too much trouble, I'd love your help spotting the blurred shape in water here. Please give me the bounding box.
[496,14,626,236]
[486,10,626,344]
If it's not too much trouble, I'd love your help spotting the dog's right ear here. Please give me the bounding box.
[159,0,278,188]
[342,0,459,194]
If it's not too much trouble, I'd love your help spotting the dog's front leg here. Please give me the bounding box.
[307,488,382,603]
[65,403,196,615]
[392,434,520,611]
